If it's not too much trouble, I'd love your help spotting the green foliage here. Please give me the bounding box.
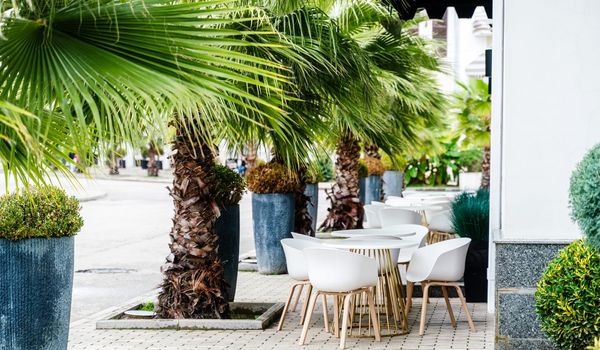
[588,337,600,350]
[364,157,385,176]
[305,161,325,184]
[382,153,406,171]
[450,189,489,241]
[213,164,246,206]
[457,148,483,172]
[0,187,83,240]
[453,79,491,149]
[404,139,461,186]
[536,240,600,350]
[137,302,155,312]
[569,144,600,251]
[358,160,369,178]
[315,157,334,182]
[247,163,298,194]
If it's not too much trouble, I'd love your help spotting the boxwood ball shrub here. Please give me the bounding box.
[569,143,600,250]
[0,187,83,240]
[450,189,489,241]
[535,240,600,350]
[213,164,245,206]
[246,162,298,194]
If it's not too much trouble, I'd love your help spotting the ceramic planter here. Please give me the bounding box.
[303,183,319,233]
[463,240,489,302]
[364,175,382,204]
[215,204,240,302]
[359,177,367,204]
[140,159,148,169]
[0,236,74,350]
[382,171,403,198]
[251,193,294,274]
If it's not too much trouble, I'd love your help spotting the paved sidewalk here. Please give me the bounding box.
[69,272,494,350]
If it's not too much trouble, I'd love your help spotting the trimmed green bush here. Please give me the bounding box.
[213,164,245,206]
[450,189,489,241]
[364,156,385,176]
[358,160,368,178]
[569,144,600,250]
[0,187,83,240]
[246,163,298,194]
[535,240,600,350]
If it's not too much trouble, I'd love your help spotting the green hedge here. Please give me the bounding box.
[535,240,600,350]
[0,187,83,240]
[450,189,489,241]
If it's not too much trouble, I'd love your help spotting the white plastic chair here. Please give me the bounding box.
[278,239,321,331]
[291,232,324,243]
[397,228,430,265]
[363,205,383,228]
[428,210,454,233]
[405,238,475,335]
[379,208,422,227]
[299,248,381,349]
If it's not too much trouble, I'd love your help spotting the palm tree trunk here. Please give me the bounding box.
[157,122,230,319]
[108,154,119,175]
[480,145,491,189]
[246,142,257,172]
[147,144,159,177]
[320,132,364,231]
[294,167,314,236]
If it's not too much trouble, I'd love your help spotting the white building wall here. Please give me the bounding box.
[496,0,600,241]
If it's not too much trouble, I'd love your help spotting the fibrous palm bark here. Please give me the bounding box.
[294,167,314,236]
[147,144,159,177]
[480,145,491,189]
[320,132,364,231]
[157,122,229,319]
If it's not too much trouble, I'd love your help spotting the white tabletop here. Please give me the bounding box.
[384,202,443,211]
[330,227,417,238]
[323,239,417,250]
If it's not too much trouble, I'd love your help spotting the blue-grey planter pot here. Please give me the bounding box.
[252,193,294,274]
[382,171,403,199]
[0,236,74,350]
[215,204,240,302]
[359,177,367,204]
[364,175,382,204]
[304,183,319,234]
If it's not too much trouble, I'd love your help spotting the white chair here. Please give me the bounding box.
[371,201,386,206]
[278,239,321,331]
[397,228,430,266]
[379,208,422,227]
[427,210,455,244]
[405,238,475,335]
[291,232,324,243]
[363,205,383,228]
[299,248,381,349]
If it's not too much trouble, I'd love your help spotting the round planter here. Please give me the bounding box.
[252,193,294,274]
[359,177,367,204]
[215,204,240,302]
[464,240,489,302]
[0,236,74,350]
[303,183,319,234]
[364,175,382,204]
[382,171,403,199]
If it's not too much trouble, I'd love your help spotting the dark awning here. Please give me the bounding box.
[384,0,492,19]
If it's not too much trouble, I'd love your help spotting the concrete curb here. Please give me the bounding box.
[75,191,107,202]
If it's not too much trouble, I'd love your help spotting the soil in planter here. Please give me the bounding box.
[120,302,262,320]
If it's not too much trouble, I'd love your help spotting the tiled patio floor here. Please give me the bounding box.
[68,272,494,349]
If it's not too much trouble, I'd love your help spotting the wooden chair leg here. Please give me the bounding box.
[441,286,456,328]
[291,283,304,312]
[455,285,476,332]
[405,281,414,317]
[277,283,298,331]
[419,282,430,336]
[366,289,381,342]
[299,292,319,345]
[333,295,340,337]
[300,284,313,325]
[340,294,352,349]
[322,294,330,333]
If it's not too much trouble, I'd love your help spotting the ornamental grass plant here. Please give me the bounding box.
[450,189,489,241]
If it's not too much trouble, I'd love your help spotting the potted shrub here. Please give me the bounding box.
[304,162,325,233]
[457,148,483,190]
[358,160,369,204]
[247,162,298,274]
[382,153,405,198]
[363,156,384,204]
[536,144,600,350]
[0,187,83,349]
[450,189,489,302]
[213,164,245,301]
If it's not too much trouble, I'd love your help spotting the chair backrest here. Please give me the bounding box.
[371,201,386,206]
[291,232,323,243]
[363,205,382,228]
[379,208,422,227]
[303,248,378,292]
[406,238,471,283]
[280,238,321,281]
[428,210,454,233]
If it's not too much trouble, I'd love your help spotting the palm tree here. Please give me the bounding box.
[320,1,446,230]
[454,79,491,189]
[0,0,303,320]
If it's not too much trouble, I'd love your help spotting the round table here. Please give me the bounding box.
[323,239,414,336]
[330,227,417,238]
[384,203,443,225]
